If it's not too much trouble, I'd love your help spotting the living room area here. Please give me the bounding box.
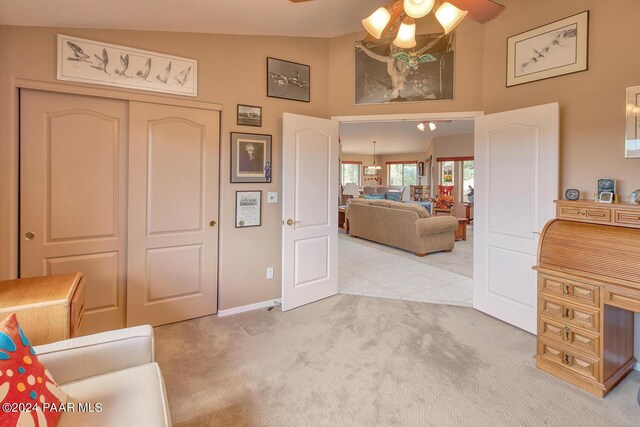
[337,118,475,306]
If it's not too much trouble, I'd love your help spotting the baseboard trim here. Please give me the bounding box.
[634,362,640,372]
[217,299,280,317]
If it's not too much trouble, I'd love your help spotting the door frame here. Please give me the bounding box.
[5,78,222,286]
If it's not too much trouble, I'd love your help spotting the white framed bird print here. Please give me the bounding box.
[57,34,197,97]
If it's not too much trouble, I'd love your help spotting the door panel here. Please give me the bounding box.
[473,103,558,334]
[282,113,339,311]
[127,102,219,326]
[20,90,127,334]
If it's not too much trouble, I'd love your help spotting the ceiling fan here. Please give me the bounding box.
[289,0,505,46]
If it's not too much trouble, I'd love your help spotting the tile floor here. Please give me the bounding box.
[338,225,473,307]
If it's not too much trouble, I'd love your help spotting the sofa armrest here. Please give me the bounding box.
[416,216,459,235]
[34,325,155,385]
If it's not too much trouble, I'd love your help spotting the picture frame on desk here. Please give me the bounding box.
[596,178,616,200]
[598,191,614,203]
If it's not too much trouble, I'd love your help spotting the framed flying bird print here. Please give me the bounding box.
[57,34,197,97]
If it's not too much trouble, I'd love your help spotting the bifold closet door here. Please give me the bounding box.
[20,89,128,334]
[127,102,219,326]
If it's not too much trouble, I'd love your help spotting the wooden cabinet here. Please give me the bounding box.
[535,200,640,397]
[0,272,85,345]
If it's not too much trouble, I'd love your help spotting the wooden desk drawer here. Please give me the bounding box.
[603,286,640,312]
[558,206,611,223]
[614,209,640,227]
[538,339,599,382]
[539,316,599,357]
[539,296,600,332]
[540,276,599,307]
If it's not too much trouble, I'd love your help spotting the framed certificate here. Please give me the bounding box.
[235,191,262,228]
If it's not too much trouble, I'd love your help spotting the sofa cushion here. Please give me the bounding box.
[370,200,392,208]
[0,313,67,427]
[349,198,372,206]
[59,363,170,427]
[386,201,431,218]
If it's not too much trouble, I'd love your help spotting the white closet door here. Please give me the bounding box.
[127,101,219,326]
[20,89,128,334]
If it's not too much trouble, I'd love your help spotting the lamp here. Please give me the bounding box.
[362,6,392,39]
[360,0,505,43]
[417,121,437,131]
[366,141,382,173]
[435,2,468,34]
[393,17,417,49]
[403,0,434,19]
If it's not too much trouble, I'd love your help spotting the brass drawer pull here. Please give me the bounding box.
[563,353,570,365]
[563,284,570,295]
[563,307,572,318]
[563,326,570,341]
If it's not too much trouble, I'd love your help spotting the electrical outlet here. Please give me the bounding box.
[266,267,274,279]
[267,192,278,203]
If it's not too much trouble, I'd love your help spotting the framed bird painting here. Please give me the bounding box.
[507,11,589,87]
[57,34,197,97]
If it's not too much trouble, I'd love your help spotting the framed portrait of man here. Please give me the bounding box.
[231,132,272,183]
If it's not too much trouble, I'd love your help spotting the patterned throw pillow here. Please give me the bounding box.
[0,313,67,427]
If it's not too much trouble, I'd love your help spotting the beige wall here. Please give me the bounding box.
[482,0,640,199]
[0,26,330,311]
[432,133,474,160]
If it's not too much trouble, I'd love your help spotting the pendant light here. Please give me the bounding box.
[367,141,382,173]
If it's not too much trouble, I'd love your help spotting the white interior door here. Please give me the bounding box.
[473,103,558,334]
[282,113,339,311]
[127,102,219,326]
[20,89,128,334]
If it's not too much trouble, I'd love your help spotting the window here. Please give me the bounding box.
[437,157,474,202]
[341,162,360,186]
[387,162,417,186]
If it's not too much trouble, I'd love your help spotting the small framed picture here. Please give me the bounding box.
[231,132,272,183]
[598,191,614,204]
[625,85,640,158]
[237,104,262,127]
[596,178,616,200]
[236,191,262,228]
[267,57,310,102]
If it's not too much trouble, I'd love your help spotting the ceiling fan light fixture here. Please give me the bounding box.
[435,2,468,34]
[403,0,435,19]
[393,17,417,49]
[362,7,392,39]
[417,122,426,131]
[429,121,437,131]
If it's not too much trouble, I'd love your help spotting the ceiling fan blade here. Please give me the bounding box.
[449,0,505,24]
[289,0,315,3]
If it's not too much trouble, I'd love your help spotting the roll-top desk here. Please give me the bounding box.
[534,200,640,397]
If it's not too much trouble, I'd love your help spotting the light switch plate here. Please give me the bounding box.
[267,192,278,203]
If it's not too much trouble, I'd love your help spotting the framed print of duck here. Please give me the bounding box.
[57,34,197,96]
[507,11,589,87]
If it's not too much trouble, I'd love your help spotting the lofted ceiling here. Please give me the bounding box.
[340,120,474,155]
[0,0,389,38]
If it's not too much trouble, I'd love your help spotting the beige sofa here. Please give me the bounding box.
[35,325,171,426]
[346,199,458,256]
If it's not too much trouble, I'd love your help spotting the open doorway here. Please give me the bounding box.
[333,112,481,307]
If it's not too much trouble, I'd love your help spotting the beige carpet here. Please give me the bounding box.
[155,295,640,426]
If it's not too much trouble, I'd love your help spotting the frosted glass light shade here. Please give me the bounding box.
[362,7,391,39]
[435,2,468,34]
[393,20,417,48]
[417,122,426,131]
[429,122,437,131]
[403,0,435,19]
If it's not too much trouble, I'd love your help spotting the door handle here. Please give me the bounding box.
[25,232,36,240]
[209,220,217,227]
[286,219,300,226]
